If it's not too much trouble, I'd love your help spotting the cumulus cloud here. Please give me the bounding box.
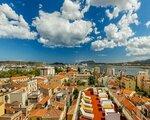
[106,7,120,19]
[145,21,150,28]
[61,0,90,20]
[126,36,150,56]
[62,0,83,20]
[0,4,37,39]
[33,11,93,47]
[91,39,116,51]
[91,0,140,52]
[90,0,140,12]
[91,11,138,51]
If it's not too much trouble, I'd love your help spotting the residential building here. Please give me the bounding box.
[10,76,29,83]
[0,102,4,116]
[39,66,55,76]
[121,76,136,90]
[6,88,28,107]
[137,70,150,95]
[27,79,38,94]
[0,110,23,120]
[107,67,115,77]
[77,87,120,120]
[29,108,62,120]
[141,102,150,119]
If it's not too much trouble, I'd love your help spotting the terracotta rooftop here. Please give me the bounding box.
[51,75,67,81]
[145,104,150,111]
[52,100,65,109]
[130,96,143,105]
[122,98,137,113]
[49,81,62,89]
[11,76,29,81]
[38,82,50,89]
[47,108,62,118]
[38,96,50,105]
[67,100,77,115]
[30,108,62,118]
[30,109,48,117]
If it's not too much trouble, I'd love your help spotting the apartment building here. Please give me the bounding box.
[39,66,55,76]
[76,87,120,120]
[137,70,150,95]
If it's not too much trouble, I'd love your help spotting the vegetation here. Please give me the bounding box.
[88,76,96,86]
[77,67,81,73]
[73,88,79,99]
[135,86,150,97]
[0,68,40,78]
[76,79,85,86]
[63,79,71,86]
[55,67,63,74]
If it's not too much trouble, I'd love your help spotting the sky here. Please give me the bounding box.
[0,0,150,63]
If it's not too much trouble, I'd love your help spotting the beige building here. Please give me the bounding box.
[0,102,4,116]
[27,79,38,94]
[121,76,136,90]
[11,76,29,83]
[0,110,23,120]
[6,89,28,107]
[107,67,115,76]
[137,70,150,95]
[39,66,55,76]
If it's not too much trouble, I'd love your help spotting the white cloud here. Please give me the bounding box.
[61,0,90,20]
[91,39,116,51]
[62,0,83,20]
[94,27,100,35]
[106,7,120,19]
[33,11,93,47]
[0,4,37,39]
[91,9,139,51]
[105,23,134,46]
[118,12,139,27]
[145,21,150,28]
[126,36,150,56]
[90,0,140,12]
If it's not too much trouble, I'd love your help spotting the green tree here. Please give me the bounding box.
[73,88,79,99]
[77,67,81,73]
[55,67,63,74]
[88,76,96,86]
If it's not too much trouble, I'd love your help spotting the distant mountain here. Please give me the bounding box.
[127,59,150,65]
[78,59,150,66]
[79,60,98,65]
[0,61,43,66]
[51,62,65,65]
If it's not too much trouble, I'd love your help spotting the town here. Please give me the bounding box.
[0,62,149,120]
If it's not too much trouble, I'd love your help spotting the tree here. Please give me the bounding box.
[55,67,63,74]
[77,67,81,73]
[77,80,85,86]
[5,95,9,103]
[73,88,79,99]
[88,76,96,86]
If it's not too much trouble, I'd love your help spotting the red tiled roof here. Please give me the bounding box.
[122,98,137,113]
[38,96,50,105]
[30,109,48,117]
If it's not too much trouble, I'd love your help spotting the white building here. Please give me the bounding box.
[107,67,115,76]
[39,66,55,76]
[6,89,28,107]
[27,79,38,94]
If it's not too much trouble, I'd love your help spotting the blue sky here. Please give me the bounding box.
[0,0,150,63]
